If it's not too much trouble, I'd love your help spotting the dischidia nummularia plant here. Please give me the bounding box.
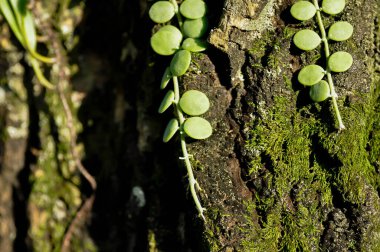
[290,0,354,130]
[149,0,210,220]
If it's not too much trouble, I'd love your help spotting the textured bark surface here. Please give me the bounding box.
[198,0,380,251]
[0,0,379,251]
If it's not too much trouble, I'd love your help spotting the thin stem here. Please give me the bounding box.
[29,57,55,89]
[170,0,183,30]
[173,76,206,220]
[313,0,345,130]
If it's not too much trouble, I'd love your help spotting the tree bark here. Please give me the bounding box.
[195,0,380,251]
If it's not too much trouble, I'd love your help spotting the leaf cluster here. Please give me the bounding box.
[149,0,212,142]
[291,0,353,103]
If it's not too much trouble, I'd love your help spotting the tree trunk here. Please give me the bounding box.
[198,0,380,251]
[0,0,379,251]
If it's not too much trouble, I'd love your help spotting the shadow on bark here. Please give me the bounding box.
[12,63,39,252]
[74,0,204,251]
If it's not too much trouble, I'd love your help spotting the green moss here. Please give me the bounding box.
[248,33,270,58]
[29,104,82,252]
[241,94,335,251]
[240,70,380,250]
[367,77,380,191]
[29,86,96,252]
[204,207,224,251]
[283,27,298,39]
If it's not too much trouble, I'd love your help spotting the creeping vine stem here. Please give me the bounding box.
[173,76,206,220]
[150,0,210,220]
[170,0,183,29]
[313,0,345,130]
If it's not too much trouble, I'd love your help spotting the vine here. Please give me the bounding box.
[149,0,211,220]
[290,0,354,130]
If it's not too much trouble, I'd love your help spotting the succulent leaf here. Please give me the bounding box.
[298,65,325,86]
[170,50,192,76]
[328,51,353,72]
[179,90,210,116]
[163,118,179,142]
[158,90,175,113]
[183,17,208,38]
[309,80,330,102]
[160,67,172,89]
[328,21,353,41]
[180,0,207,19]
[183,117,212,140]
[149,1,175,23]
[322,0,345,15]
[181,38,207,52]
[290,1,317,21]
[293,29,321,51]
[150,25,182,56]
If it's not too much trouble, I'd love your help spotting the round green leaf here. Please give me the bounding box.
[163,118,179,142]
[149,1,175,23]
[309,80,330,102]
[293,29,321,51]
[160,67,172,89]
[328,51,353,72]
[183,17,208,38]
[298,65,325,86]
[170,50,191,76]
[179,90,210,116]
[290,1,316,21]
[158,90,175,113]
[328,21,353,41]
[183,117,212,140]
[179,0,207,19]
[181,38,207,52]
[322,0,345,15]
[150,25,183,55]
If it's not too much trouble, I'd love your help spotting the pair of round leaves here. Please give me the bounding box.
[293,23,353,51]
[180,0,208,38]
[160,90,211,141]
[151,25,182,55]
[298,52,352,86]
[149,1,175,23]
[291,0,346,21]
[162,117,212,142]
[149,0,207,23]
